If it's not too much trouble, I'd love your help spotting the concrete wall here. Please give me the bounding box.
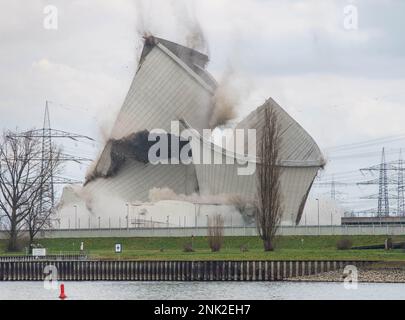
[2,225,404,239]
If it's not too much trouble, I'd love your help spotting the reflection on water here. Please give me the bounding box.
[0,281,404,300]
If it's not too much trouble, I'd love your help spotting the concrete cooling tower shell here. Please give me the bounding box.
[236,98,324,166]
[64,37,324,227]
[191,98,324,224]
[85,37,216,199]
[110,38,216,139]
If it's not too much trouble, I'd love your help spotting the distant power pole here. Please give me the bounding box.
[378,148,390,217]
[313,176,346,201]
[397,150,405,216]
[331,176,336,200]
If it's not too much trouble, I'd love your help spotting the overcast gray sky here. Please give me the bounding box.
[1,0,405,212]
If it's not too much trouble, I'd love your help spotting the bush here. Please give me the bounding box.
[240,244,249,252]
[336,237,353,250]
[183,242,194,253]
[385,238,393,250]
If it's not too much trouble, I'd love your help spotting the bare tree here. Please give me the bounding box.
[207,214,224,252]
[24,189,57,246]
[255,106,283,251]
[0,131,61,251]
[27,139,61,246]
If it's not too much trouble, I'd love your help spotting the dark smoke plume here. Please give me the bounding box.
[86,130,191,184]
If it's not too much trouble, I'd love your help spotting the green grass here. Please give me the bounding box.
[1,235,405,261]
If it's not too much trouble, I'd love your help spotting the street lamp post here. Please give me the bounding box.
[125,203,129,230]
[194,204,198,228]
[230,215,233,235]
[74,205,78,229]
[316,198,320,235]
[330,210,333,227]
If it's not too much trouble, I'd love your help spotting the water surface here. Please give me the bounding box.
[0,281,404,300]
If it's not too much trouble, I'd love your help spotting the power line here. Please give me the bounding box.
[13,101,95,211]
[324,134,405,152]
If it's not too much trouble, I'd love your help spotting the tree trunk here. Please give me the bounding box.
[7,221,19,252]
[263,239,274,252]
[29,223,38,253]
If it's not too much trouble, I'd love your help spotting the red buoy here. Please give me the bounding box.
[59,283,67,300]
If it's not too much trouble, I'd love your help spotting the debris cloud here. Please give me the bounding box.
[209,66,239,128]
[172,0,209,55]
[149,187,245,205]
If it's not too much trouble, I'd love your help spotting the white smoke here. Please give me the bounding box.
[149,187,250,205]
[57,184,130,228]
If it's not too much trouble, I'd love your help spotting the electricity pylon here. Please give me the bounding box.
[358,148,405,217]
[12,101,94,213]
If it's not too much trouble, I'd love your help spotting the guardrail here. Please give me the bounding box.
[0,253,88,262]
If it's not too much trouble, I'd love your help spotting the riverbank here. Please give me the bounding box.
[2,235,405,261]
[289,261,405,283]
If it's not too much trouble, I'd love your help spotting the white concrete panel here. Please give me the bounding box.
[111,45,214,140]
[236,98,324,165]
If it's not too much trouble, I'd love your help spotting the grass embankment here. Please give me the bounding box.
[1,235,405,261]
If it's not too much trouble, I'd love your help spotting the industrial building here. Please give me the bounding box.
[57,36,325,229]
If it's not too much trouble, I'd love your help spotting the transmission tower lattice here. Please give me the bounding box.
[358,148,405,217]
[14,101,95,214]
[378,148,389,216]
[397,150,405,215]
[39,102,54,215]
[314,175,346,200]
